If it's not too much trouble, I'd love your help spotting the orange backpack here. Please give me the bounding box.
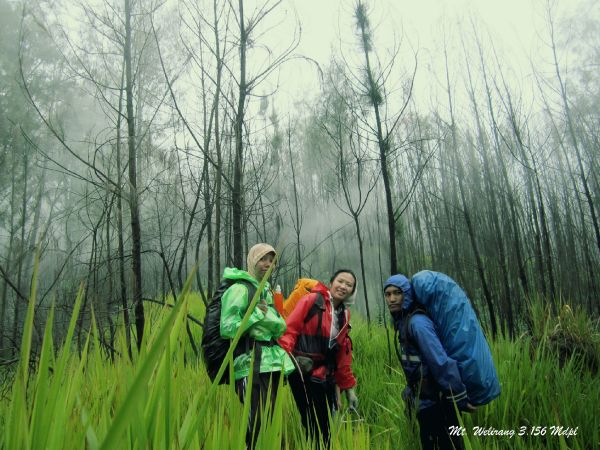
[282,278,319,318]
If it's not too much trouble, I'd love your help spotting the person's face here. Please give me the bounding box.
[384,286,404,313]
[330,272,356,305]
[255,253,275,280]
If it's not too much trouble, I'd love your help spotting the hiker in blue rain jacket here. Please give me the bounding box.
[384,274,475,450]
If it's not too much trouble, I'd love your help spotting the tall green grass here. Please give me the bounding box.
[1,282,598,449]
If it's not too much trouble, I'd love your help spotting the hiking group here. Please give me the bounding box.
[201,243,500,450]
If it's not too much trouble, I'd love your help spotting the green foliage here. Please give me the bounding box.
[354,2,372,53]
[528,298,600,375]
[1,290,598,449]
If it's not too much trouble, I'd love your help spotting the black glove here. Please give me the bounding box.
[345,388,359,410]
[461,402,477,413]
[295,356,314,374]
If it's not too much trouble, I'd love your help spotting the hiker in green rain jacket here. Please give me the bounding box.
[219,243,294,449]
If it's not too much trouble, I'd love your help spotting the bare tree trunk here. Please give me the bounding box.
[353,215,371,324]
[79,212,102,350]
[116,88,131,356]
[204,158,214,297]
[105,190,116,357]
[547,5,600,257]
[420,185,438,268]
[562,149,598,312]
[247,143,267,243]
[1,157,18,354]
[532,154,556,301]
[25,159,47,278]
[232,0,247,268]
[287,123,302,278]
[175,51,216,289]
[504,93,547,299]
[355,3,398,274]
[492,79,530,298]
[176,163,206,290]
[547,109,599,311]
[376,191,393,368]
[549,168,577,299]
[439,147,462,277]
[455,153,498,337]
[526,165,547,296]
[124,0,144,350]
[443,46,497,337]
[12,150,29,354]
[214,109,223,285]
[226,132,234,266]
[468,50,514,336]
[211,0,223,289]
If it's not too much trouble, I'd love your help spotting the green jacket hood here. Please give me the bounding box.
[222,267,269,288]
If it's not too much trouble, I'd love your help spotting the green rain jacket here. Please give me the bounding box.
[219,267,295,380]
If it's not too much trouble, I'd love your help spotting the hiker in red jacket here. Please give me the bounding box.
[279,269,358,448]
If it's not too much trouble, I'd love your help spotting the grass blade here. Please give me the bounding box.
[98,265,197,450]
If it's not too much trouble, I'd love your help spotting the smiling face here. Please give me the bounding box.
[384,285,404,313]
[330,272,356,306]
[254,252,275,281]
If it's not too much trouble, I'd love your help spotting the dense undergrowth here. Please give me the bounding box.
[1,275,598,449]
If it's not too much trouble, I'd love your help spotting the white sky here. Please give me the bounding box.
[46,0,586,119]
[269,0,583,110]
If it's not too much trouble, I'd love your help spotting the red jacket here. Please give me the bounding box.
[278,282,356,390]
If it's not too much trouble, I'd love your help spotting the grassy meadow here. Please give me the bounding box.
[1,275,599,449]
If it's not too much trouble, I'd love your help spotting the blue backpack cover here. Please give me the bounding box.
[411,270,501,405]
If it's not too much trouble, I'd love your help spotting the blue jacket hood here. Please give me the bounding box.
[383,274,414,314]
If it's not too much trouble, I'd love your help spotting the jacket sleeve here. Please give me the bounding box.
[335,333,356,390]
[278,293,315,353]
[220,283,265,339]
[260,306,287,338]
[248,297,287,340]
[409,314,468,408]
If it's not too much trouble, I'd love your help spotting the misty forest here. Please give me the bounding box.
[1,0,599,448]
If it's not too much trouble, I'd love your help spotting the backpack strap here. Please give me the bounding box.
[303,291,325,326]
[403,305,428,344]
[216,278,259,308]
[393,304,428,364]
[303,293,344,373]
[228,278,259,306]
[251,341,263,386]
[393,327,403,364]
[292,292,333,368]
[398,305,443,401]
